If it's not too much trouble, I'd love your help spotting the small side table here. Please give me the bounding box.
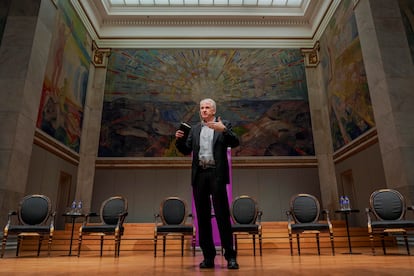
[62,212,84,256]
[335,209,361,254]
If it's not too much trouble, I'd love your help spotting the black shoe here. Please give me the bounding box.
[227,258,239,270]
[199,259,215,269]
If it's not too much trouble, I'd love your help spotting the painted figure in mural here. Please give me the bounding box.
[175,98,240,270]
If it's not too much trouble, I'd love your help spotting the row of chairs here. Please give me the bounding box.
[1,189,414,258]
[1,195,128,258]
[0,194,261,258]
[288,189,414,256]
[154,195,263,257]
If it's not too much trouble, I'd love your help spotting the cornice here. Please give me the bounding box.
[71,0,340,49]
[101,17,310,27]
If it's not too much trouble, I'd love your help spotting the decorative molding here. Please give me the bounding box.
[95,38,316,49]
[333,128,378,164]
[92,41,111,68]
[34,130,80,165]
[102,17,310,27]
[71,0,340,49]
[301,41,320,67]
[95,156,318,169]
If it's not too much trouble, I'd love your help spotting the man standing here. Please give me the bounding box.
[175,98,240,270]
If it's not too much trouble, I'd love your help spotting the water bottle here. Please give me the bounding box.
[77,200,83,214]
[71,200,77,214]
[339,196,345,210]
[344,196,350,210]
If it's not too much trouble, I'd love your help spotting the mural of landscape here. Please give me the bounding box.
[36,0,91,152]
[99,48,314,158]
[319,0,375,151]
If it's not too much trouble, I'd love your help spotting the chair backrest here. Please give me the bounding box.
[101,196,128,225]
[160,197,187,225]
[18,194,51,226]
[231,195,258,224]
[290,194,320,224]
[370,189,405,221]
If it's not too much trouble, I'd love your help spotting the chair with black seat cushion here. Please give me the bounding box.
[286,193,335,256]
[1,194,56,258]
[77,196,128,257]
[366,188,414,255]
[230,195,263,256]
[154,197,195,257]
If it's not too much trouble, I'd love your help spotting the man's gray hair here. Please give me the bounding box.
[200,98,216,111]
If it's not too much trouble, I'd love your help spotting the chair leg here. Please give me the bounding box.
[404,233,410,255]
[162,236,166,256]
[259,233,263,256]
[118,239,122,257]
[316,233,320,255]
[330,232,335,256]
[234,234,238,252]
[296,234,301,256]
[181,235,184,257]
[100,236,104,257]
[78,234,83,257]
[48,233,53,257]
[381,233,386,255]
[16,236,22,257]
[154,234,158,257]
[115,234,120,257]
[252,234,256,256]
[0,233,7,258]
[288,233,293,256]
[369,232,375,255]
[37,236,43,256]
[192,235,196,256]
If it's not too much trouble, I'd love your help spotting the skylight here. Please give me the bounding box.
[107,0,305,7]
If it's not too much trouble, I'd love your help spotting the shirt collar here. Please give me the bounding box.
[202,117,216,126]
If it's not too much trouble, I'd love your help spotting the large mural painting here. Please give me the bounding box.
[319,0,375,151]
[36,0,91,152]
[100,48,314,158]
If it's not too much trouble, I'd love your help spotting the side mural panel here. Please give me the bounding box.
[319,0,375,151]
[36,0,91,152]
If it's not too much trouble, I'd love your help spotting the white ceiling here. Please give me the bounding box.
[71,0,341,48]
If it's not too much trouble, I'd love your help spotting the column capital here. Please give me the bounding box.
[92,41,111,68]
[301,41,320,68]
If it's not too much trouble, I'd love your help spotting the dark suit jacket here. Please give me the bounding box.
[176,119,240,186]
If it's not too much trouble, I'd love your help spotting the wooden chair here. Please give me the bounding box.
[286,193,335,255]
[366,189,414,255]
[154,197,195,257]
[230,195,263,256]
[78,196,128,257]
[1,194,55,257]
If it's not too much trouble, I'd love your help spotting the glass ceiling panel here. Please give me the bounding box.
[108,0,305,7]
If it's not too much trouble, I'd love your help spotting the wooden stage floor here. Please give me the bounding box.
[0,246,413,275]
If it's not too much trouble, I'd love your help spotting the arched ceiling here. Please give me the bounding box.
[71,0,341,48]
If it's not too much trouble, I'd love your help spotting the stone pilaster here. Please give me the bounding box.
[354,0,414,203]
[302,42,340,211]
[0,0,56,225]
[75,43,110,211]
